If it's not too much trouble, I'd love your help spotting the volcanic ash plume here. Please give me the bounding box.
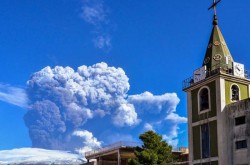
[24,62,139,152]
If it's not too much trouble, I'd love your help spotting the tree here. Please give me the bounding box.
[128,131,175,165]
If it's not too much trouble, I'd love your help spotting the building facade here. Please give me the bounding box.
[224,98,250,164]
[183,3,250,165]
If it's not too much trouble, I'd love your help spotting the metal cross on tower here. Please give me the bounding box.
[208,0,222,25]
[208,0,221,16]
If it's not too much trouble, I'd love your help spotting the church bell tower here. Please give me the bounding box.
[183,1,250,165]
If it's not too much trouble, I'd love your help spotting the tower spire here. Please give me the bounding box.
[208,0,221,25]
[203,0,234,72]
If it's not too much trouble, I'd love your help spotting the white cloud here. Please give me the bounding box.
[93,109,106,117]
[162,112,187,147]
[165,113,187,123]
[93,35,111,49]
[143,123,154,131]
[0,148,84,164]
[81,0,113,50]
[128,91,186,147]
[113,103,140,127]
[162,125,181,147]
[81,0,107,25]
[72,130,102,154]
[128,91,183,125]
[0,83,28,108]
[128,91,180,113]
[163,134,179,148]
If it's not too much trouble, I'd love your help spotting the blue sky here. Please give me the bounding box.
[0,0,250,159]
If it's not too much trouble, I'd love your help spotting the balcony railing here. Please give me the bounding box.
[182,63,249,90]
[85,141,141,157]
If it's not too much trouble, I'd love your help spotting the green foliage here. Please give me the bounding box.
[129,131,175,165]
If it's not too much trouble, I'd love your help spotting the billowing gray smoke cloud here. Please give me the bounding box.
[24,62,139,152]
[22,62,186,153]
